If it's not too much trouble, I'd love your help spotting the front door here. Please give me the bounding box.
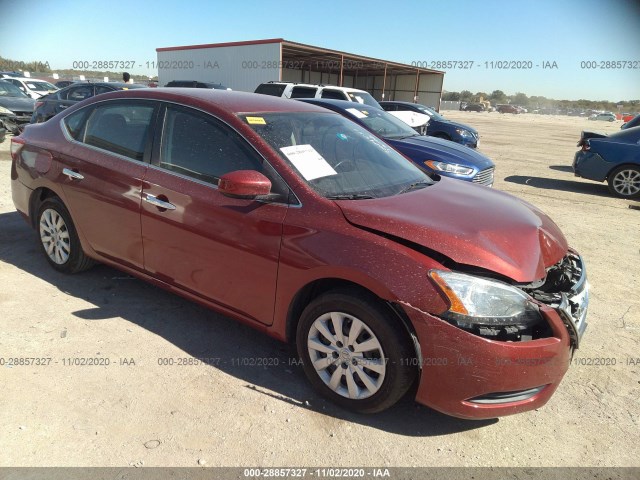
[140,104,289,325]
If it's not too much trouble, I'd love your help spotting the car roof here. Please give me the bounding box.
[80,88,334,114]
[299,98,374,111]
[7,77,53,82]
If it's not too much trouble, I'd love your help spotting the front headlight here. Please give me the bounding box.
[455,128,472,138]
[429,270,542,328]
[0,106,15,115]
[424,160,474,176]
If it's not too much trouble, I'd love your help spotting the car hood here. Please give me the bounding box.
[336,178,567,283]
[435,118,478,135]
[0,96,36,112]
[387,135,494,170]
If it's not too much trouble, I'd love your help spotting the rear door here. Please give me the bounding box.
[54,85,96,117]
[140,104,289,325]
[57,100,157,269]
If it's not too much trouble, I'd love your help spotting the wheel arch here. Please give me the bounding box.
[606,162,640,180]
[29,187,61,228]
[284,278,421,362]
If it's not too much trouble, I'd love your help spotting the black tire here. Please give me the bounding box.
[296,288,417,414]
[607,165,640,199]
[36,197,95,273]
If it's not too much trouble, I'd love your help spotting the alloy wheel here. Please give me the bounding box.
[39,208,71,265]
[307,311,386,400]
[612,168,640,197]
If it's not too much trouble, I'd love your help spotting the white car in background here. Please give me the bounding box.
[588,112,616,122]
[0,76,58,99]
[254,81,430,132]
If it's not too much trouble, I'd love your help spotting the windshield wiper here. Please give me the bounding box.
[326,194,375,200]
[394,134,420,139]
[397,181,432,195]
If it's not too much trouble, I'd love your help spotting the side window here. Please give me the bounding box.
[63,109,89,140]
[83,102,155,160]
[383,104,397,111]
[94,85,113,95]
[290,86,318,99]
[68,85,94,101]
[159,107,264,184]
[321,89,348,100]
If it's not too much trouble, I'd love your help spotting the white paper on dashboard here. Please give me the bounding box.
[280,145,337,181]
[346,108,367,118]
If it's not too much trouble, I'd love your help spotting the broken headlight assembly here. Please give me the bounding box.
[429,270,549,341]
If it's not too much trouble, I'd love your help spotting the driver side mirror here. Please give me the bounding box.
[218,170,271,199]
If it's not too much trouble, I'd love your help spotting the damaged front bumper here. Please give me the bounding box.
[403,252,589,419]
[0,113,30,135]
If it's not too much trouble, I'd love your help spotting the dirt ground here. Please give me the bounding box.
[0,112,638,468]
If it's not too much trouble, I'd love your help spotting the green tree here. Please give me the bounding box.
[459,90,473,100]
[442,91,460,101]
[489,90,507,103]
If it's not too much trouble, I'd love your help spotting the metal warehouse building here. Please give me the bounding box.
[156,38,445,107]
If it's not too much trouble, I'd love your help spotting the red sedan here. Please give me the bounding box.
[10,89,588,419]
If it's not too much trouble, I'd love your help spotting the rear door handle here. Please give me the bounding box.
[143,193,176,211]
[62,168,84,180]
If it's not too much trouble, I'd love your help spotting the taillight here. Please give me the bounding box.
[10,137,25,161]
[581,140,590,151]
[35,100,45,109]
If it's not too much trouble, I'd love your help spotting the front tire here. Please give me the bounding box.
[296,288,417,413]
[607,166,640,199]
[37,197,95,273]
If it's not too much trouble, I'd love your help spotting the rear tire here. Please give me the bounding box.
[296,288,417,413]
[607,165,640,199]
[37,197,95,273]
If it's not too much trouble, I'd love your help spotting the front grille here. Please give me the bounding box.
[472,167,494,186]
[523,252,589,348]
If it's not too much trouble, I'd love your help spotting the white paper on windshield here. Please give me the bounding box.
[346,108,367,118]
[280,145,337,181]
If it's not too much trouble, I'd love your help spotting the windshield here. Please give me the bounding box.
[416,104,445,121]
[0,81,28,97]
[346,91,380,108]
[348,107,420,139]
[27,81,57,92]
[243,112,432,199]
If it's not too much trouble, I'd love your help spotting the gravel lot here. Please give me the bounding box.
[0,112,638,468]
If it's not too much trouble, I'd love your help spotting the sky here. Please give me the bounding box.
[1,0,639,101]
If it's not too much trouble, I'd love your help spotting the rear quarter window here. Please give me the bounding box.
[254,84,287,96]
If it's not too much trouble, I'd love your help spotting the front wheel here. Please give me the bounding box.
[296,289,417,413]
[607,166,640,199]
[37,197,95,273]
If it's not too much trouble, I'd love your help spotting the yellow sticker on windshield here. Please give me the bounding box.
[246,116,266,125]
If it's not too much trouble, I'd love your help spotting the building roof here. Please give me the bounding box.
[156,38,444,79]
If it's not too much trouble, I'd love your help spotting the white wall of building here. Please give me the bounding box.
[157,42,281,91]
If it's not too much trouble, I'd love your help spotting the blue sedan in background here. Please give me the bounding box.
[300,98,494,186]
[380,101,479,148]
[574,126,640,198]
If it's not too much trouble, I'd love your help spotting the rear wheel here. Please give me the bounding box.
[37,197,95,273]
[607,166,640,199]
[296,288,417,413]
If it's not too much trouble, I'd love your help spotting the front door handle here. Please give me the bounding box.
[143,193,176,211]
[62,168,84,180]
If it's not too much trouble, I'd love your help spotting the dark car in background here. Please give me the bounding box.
[497,104,519,114]
[463,103,485,112]
[380,101,479,148]
[11,88,588,419]
[31,82,146,123]
[300,98,494,185]
[0,80,35,135]
[165,80,231,90]
[574,127,640,198]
